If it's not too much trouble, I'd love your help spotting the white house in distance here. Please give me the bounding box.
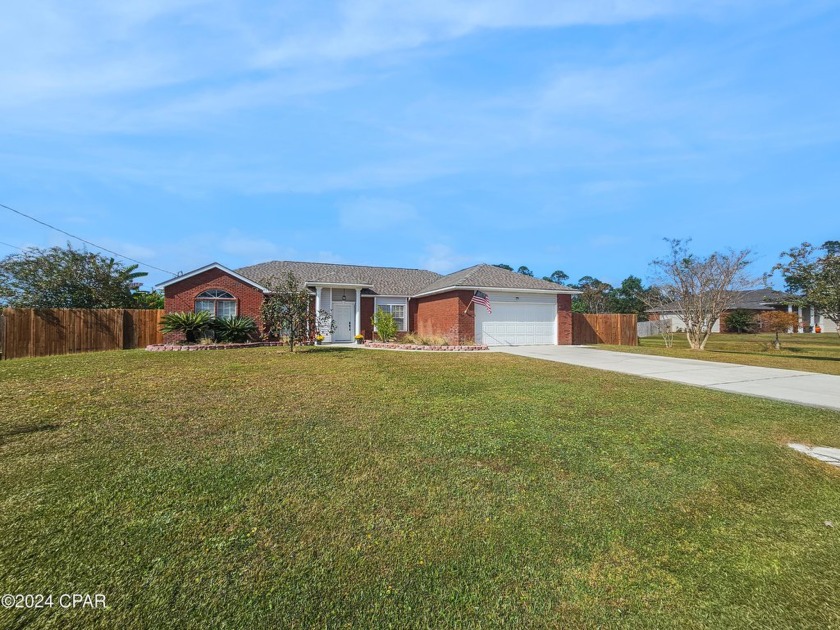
[649,289,838,334]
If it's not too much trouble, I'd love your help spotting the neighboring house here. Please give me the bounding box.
[649,289,838,334]
[157,261,580,346]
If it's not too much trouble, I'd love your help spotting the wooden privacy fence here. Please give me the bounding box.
[0,309,164,360]
[572,313,638,346]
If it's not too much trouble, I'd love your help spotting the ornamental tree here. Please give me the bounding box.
[646,239,762,350]
[760,311,799,349]
[260,272,314,352]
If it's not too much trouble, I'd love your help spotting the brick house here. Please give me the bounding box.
[157,261,580,345]
[649,288,838,334]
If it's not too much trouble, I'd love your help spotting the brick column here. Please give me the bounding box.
[557,294,573,345]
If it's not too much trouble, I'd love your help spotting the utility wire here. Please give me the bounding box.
[1,202,176,275]
[0,240,25,251]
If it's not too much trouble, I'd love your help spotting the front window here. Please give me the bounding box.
[378,303,406,330]
[195,289,237,318]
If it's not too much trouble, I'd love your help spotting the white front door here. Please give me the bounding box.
[332,302,355,342]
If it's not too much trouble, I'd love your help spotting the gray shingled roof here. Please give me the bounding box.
[235,261,443,296]
[414,264,578,295]
[649,288,794,313]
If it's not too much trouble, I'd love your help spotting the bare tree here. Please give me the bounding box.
[646,239,762,350]
[660,318,674,348]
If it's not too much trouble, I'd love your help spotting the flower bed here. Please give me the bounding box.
[364,342,489,352]
[146,341,285,352]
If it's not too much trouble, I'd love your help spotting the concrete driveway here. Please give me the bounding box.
[495,345,840,412]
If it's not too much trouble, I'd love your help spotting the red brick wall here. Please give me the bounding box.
[413,290,475,344]
[360,297,375,340]
[557,294,573,345]
[163,268,265,342]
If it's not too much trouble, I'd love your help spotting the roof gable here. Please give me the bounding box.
[156,262,270,292]
[414,264,578,296]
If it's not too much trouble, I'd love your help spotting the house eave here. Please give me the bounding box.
[411,286,581,299]
[307,281,374,289]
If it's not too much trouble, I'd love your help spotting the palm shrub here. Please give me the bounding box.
[212,316,258,343]
[724,309,759,333]
[160,311,212,343]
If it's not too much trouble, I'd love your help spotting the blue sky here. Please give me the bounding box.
[2,1,839,289]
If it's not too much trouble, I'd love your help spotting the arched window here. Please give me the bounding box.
[195,289,237,318]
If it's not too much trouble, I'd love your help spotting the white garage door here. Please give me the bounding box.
[475,293,557,346]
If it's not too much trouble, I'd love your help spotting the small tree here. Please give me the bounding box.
[760,311,799,350]
[724,309,759,333]
[260,272,313,352]
[371,307,398,342]
[660,318,674,348]
[646,239,761,350]
[516,266,534,277]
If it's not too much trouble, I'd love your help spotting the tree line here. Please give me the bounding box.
[493,263,655,319]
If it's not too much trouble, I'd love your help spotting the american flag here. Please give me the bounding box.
[471,290,492,313]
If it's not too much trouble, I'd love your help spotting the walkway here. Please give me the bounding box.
[495,346,840,411]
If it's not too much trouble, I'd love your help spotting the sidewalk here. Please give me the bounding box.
[495,345,840,411]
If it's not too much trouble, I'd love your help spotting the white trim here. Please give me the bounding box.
[355,288,362,336]
[308,281,373,289]
[156,262,270,292]
[412,285,580,299]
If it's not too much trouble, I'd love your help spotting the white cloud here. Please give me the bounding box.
[255,0,731,67]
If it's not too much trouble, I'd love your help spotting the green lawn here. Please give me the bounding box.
[1,347,839,628]
[601,332,840,375]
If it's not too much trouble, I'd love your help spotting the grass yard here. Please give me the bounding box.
[2,347,840,628]
[601,332,840,376]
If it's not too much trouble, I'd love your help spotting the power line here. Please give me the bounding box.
[0,240,25,251]
[0,202,176,275]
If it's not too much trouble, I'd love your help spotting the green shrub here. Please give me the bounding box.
[371,308,398,342]
[160,311,212,343]
[212,316,258,343]
[725,309,759,333]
